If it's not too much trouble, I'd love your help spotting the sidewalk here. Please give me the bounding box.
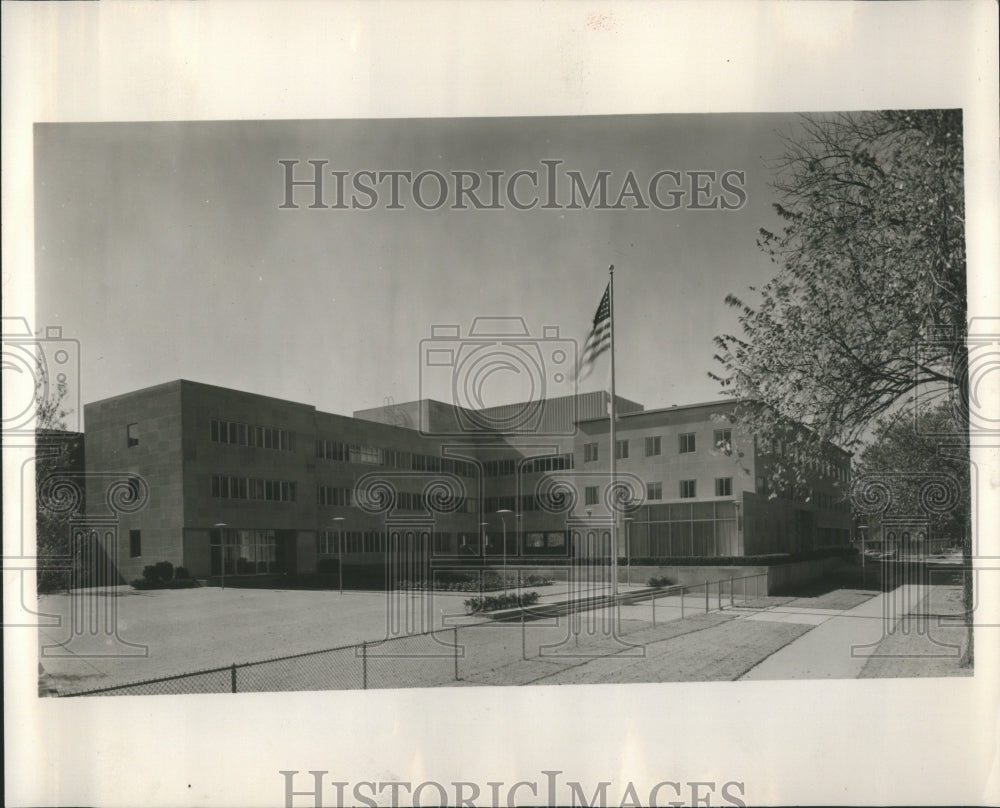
[738,585,935,680]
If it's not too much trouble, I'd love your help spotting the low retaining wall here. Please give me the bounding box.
[624,558,847,596]
[474,557,848,597]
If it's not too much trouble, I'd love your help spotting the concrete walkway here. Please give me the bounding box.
[739,585,931,680]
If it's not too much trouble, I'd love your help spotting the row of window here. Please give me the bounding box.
[317,530,469,555]
[317,485,476,513]
[481,494,569,513]
[211,475,298,502]
[209,476,739,511]
[317,529,569,555]
[314,439,477,477]
[767,439,849,481]
[580,477,732,505]
[755,476,851,511]
[584,429,733,463]
[318,530,389,554]
[317,485,354,507]
[210,475,843,511]
[481,454,576,477]
[211,419,295,452]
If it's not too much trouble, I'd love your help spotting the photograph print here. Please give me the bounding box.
[28,109,974,698]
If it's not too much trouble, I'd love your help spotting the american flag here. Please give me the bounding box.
[574,283,611,380]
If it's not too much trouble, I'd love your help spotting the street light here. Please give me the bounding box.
[330,517,345,594]
[733,499,742,555]
[624,518,634,589]
[858,523,868,571]
[213,523,228,589]
[479,522,489,559]
[497,509,512,597]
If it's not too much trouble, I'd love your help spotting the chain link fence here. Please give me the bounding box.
[60,573,776,697]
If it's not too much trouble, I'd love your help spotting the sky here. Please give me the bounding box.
[34,113,805,424]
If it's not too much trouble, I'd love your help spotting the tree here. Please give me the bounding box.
[711,109,970,664]
[34,364,83,593]
[711,110,966,489]
[855,403,970,541]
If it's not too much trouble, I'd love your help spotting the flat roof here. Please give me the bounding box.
[575,398,736,425]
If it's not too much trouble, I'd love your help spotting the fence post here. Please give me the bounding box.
[755,573,759,600]
[362,641,368,690]
[652,590,656,625]
[730,577,735,608]
[681,587,685,619]
[453,626,459,680]
[705,581,709,613]
[230,663,237,694]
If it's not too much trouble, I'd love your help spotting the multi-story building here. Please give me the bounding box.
[83,380,853,584]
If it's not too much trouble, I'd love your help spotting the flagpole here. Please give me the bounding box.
[608,265,618,605]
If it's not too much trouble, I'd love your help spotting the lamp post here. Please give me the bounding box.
[496,509,512,597]
[213,523,228,589]
[733,499,742,556]
[479,521,489,560]
[624,518,633,589]
[330,517,345,594]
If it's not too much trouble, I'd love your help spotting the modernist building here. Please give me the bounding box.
[83,380,853,584]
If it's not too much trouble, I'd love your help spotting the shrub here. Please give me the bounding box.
[142,564,170,584]
[464,591,540,614]
[134,561,196,589]
[647,575,672,588]
[623,548,857,567]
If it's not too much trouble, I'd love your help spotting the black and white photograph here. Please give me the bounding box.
[4,3,999,807]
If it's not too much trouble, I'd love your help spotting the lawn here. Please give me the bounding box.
[859,586,972,678]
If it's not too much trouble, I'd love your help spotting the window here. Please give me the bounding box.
[584,443,599,463]
[212,419,294,452]
[679,479,696,498]
[616,439,629,460]
[715,477,733,497]
[349,444,382,465]
[647,482,663,501]
[584,486,599,506]
[129,529,141,558]
[644,436,661,456]
[713,429,732,452]
[678,432,696,453]
[126,423,139,448]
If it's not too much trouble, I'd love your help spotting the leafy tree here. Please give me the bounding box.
[34,364,83,593]
[712,109,970,663]
[855,403,969,541]
[711,109,966,489]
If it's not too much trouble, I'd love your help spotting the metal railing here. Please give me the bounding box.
[642,572,769,625]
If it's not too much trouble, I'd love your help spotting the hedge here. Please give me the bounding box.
[623,548,857,567]
[464,591,541,614]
